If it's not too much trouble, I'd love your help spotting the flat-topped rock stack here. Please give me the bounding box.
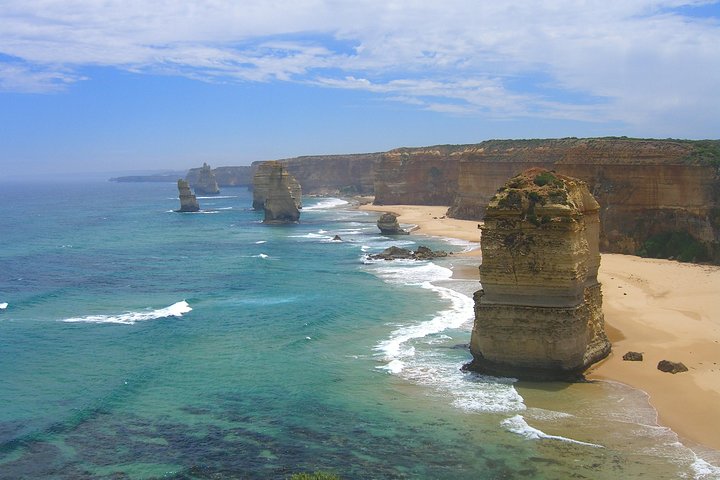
[253,161,302,212]
[466,168,611,380]
[176,179,200,212]
[252,161,302,224]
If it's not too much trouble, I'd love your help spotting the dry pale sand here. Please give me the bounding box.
[361,202,720,451]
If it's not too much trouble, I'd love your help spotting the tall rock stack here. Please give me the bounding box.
[466,168,610,380]
[190,162,220,195]
[176,179,200,212]
[252,161,301,224]
[253,161,302,211]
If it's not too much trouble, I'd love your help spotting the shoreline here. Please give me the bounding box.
[359,202,720,453]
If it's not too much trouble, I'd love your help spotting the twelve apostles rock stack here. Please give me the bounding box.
[176,179,200,212]
[252,161,302,224]
[189,162,220,195]
[466,168,611,380]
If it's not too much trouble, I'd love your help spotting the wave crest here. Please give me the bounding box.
[62,301,191,325]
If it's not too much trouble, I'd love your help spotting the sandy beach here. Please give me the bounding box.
[361,203,720,452]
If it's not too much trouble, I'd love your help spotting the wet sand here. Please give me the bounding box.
[360,203,720,452]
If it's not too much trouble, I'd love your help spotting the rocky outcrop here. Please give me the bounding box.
[465,168,611,380]
[376,213,409,235]
[369,245,448,261]
[253,162,301,224]
[253,161,302,211]
[176,179,200,212]
[657,360,688,374]
[187,163,220,195]
[371,138,720,263]
[623,351,644,361]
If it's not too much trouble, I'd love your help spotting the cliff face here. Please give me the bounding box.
[278,153,380,195]
[186,165,255,187]
[187,163,220,195]
[467,168,610,380]
[253,162,301,223]
[373,147,460,205]
[371,139,718,261]
[176,179,200,212]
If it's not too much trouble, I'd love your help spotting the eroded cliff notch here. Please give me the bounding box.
[252,161,301,224]
[466,168,611,380]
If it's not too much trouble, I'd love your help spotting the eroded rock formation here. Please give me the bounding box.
[466,168,611,380]
[177,179,200,212]
[187,165,255,187]
[372,139,720,262]
[369,245,448,261]
[252,162,301,224]
[253,161,302,211]
[376,213,409,235]
[188,163,220,195]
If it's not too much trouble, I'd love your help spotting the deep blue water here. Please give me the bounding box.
[0,181,717,479]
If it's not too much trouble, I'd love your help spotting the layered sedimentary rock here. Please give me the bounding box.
[187,163,220,195]
[253,161,302,211]
[176,179,200,212]
[466,168,611,380]
[373,146,461,205]
[279,153,380,195]
[372,138,719,262]
[252,162,301,223]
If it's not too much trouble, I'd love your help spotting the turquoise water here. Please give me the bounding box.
[0,181,718,479]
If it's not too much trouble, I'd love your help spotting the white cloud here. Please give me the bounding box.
[0,0,719,134]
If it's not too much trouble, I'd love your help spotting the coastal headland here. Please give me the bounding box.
[360,202,720,452]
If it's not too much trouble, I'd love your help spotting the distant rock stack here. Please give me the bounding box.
[376,213,409,235]
[465,168,611,380]
[177,179,200,212]
[253,161,302,211]
[252,161,301,224]
[190,162,220,195]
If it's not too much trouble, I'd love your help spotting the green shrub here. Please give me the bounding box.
[637,231,708,262]
[533,172,562,187]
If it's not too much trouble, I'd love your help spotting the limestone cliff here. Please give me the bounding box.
[187,163,220,195]
[176,179,200,212]
[466,168,610,380]
[373,147,460,205]
[252,162,301,223]
[276,153,379,195]
[253,161,302,211]
[372,138,719,262]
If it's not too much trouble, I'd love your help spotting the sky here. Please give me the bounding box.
[1,1,719,177]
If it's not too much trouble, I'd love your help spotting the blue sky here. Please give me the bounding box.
[1,1,719,177]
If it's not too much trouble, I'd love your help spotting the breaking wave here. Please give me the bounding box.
[61,301,191,325]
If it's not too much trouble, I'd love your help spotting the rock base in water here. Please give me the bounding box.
[377,213,409,235]
[176,179,200,212]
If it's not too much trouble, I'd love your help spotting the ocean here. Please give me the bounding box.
[0,180,718,479]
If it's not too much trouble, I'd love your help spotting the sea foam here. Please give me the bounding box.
[369,260,526,413]
[303,198,349,210]
[62,301,191,325]
[501,414,603,448]
[0,302,7,310]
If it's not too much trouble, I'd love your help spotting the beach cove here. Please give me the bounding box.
[0,181,718,478]
[361,202,720,464]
